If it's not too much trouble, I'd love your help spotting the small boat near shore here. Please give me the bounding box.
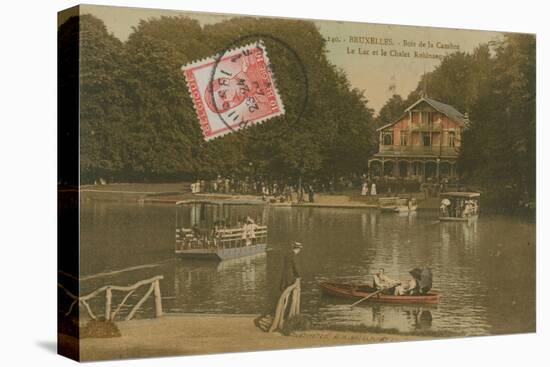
[378,197,417,213]
[319,281,441,304]
[439,192,480,222]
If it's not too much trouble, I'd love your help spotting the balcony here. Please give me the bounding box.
[377,145,458,157]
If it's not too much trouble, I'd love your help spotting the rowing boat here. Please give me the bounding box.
[319,281,441,304]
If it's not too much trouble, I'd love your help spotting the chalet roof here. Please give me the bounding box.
[377,97,467,131]
[408,97,467,125]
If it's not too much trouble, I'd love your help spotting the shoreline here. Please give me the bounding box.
[62,314,432,361]
[79,182,442,210]
[77,182,536,217]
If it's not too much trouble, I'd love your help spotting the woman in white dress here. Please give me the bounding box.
[370,182,377,196]
[361,182,369,196]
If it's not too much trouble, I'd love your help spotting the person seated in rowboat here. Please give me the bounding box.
[394,274,419,296]
[397,267,433,295]
[373,268,398,293]
[418,267,433,294]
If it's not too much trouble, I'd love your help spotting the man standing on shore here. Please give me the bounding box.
[280,242,302,291]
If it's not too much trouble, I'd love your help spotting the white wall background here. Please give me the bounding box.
[0,0,547,366]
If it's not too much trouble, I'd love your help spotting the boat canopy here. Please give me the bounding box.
[441,192,480,199]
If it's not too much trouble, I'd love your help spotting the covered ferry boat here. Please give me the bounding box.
[439,192,480,222]
[175,199,268,260]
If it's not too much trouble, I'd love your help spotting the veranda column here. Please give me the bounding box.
[436,158,441,183]
[422,160,426,182]
[368,160,372,180]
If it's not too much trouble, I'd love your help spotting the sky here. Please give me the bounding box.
[71,4,503,114]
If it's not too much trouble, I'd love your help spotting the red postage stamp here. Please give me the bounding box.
[182,41,285,141]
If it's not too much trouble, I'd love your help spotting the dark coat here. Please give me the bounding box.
[279,249,301,291]
[419,267,433,293]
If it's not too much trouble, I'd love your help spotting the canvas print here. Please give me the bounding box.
[57,4,536,362]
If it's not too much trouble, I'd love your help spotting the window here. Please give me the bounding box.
[421,111,433,125]
[420,111,434,126]
[448,131,456,147]
[422,132,432,147]
[382,132,393,145]
[400,131,409,146]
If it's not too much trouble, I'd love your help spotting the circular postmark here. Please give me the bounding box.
[208,33,309,140]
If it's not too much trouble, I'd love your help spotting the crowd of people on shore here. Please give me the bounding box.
[189,176,326,203]
[360,176,460,198]
[188,174,461,202]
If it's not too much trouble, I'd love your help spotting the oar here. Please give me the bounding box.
[350,283,401,308]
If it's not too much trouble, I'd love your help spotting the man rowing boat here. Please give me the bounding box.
[372,268,399,294]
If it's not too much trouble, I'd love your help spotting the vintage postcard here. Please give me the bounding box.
[58,4,536,362]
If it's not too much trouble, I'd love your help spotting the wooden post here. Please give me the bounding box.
[105,288,112,321]
[125,283,155,321]
[153,279,163,318]
[269,279,301,333]
[295,281,301,315]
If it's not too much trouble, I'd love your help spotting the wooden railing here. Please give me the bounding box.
[269,278,301,332]
[379,145,458,156]
[58,275,163,322]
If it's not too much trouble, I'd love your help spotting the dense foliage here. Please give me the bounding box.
[62,15,536,204]
[68,14,376,184]
[376,35,536,203]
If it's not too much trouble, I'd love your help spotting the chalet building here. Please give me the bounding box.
[368,96,468,182]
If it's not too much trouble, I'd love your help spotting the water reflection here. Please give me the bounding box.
[171,253,269,314]
[314,298,435,333]
[80,202,535,335]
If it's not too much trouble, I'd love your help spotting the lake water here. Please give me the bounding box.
[77,202,535,336]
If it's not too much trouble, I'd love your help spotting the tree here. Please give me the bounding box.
[376,94,405,128]
[77,15,128,182]
[390,34,536,207]
[72,14,379,183]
